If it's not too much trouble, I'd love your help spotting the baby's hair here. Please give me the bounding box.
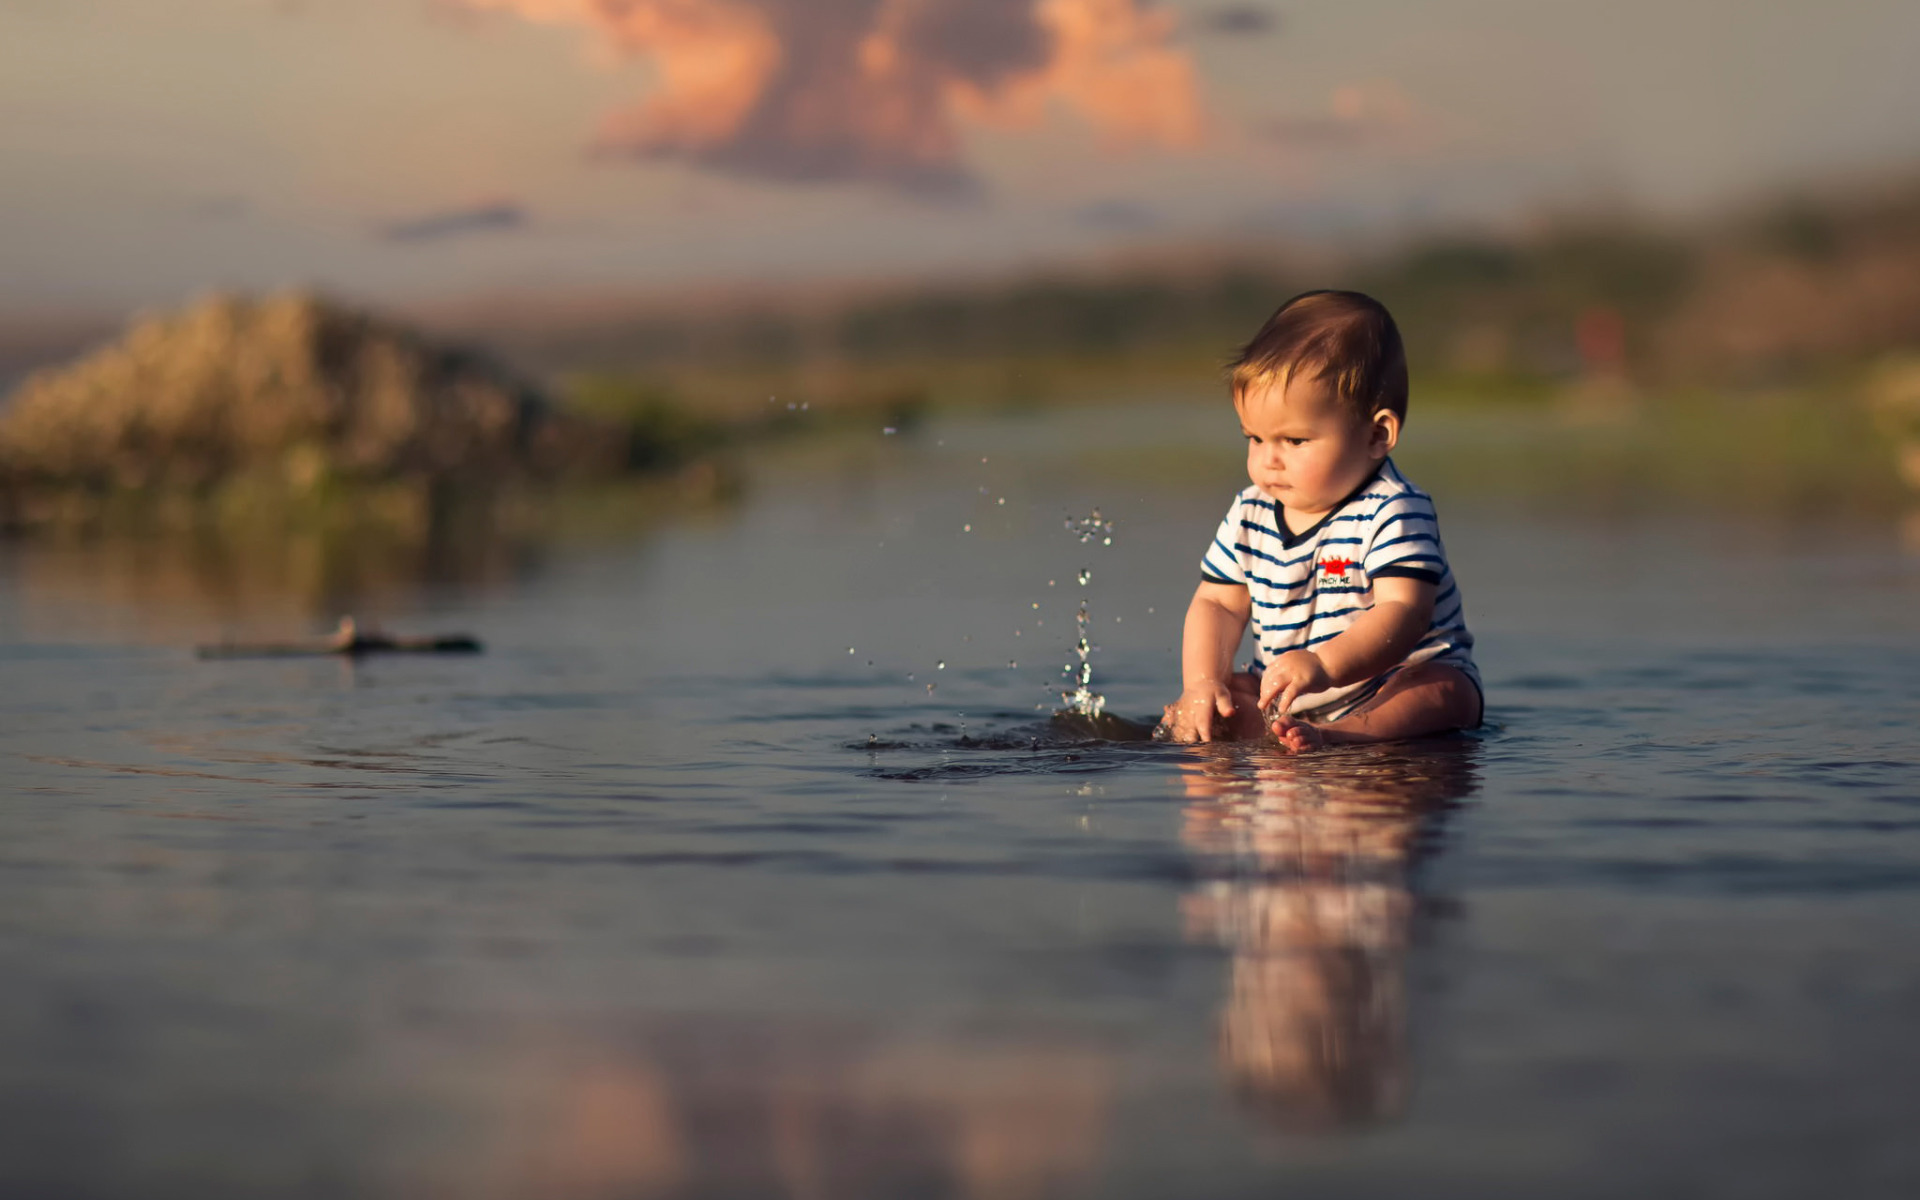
[1229,290,1409,421]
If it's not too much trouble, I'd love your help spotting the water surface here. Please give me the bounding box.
[4,402,1919,1198]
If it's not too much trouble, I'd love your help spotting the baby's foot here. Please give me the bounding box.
[1269,715,1326,754]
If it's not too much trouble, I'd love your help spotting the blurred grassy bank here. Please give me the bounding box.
[470,172,1920,421]
[513,172,1920,521]
[3,171,1918,554]
[1388,385,1914,519]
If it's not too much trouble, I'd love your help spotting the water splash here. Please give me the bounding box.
[1058,509,1114,718]
[1064,508,1114,546]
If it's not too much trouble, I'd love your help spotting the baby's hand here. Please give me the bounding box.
[1159,681,1235,743]
[1257,650,1332,720]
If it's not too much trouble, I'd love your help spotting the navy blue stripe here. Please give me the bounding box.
[1370,532,1441,554]
[1379,464,1432,504]
[1244,568,1313,593]
[1255,605,1364,634]
[1320,536,1364,547]
[1331,495,1400,523]
[1253,625,1359,653]
[1200,571,1239,586]
[1249,592,1314,611]
[1235,539,1316,570]
[1372,511,1437,535]
[1228,526,1305,560]
[1370,560,1445,581]
[1370,564,1440,584]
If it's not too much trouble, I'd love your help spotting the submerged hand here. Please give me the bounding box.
[1160,681,1234,743]
[1257,650,1332,720]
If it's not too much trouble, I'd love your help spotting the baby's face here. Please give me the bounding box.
[1236,374,1395,516]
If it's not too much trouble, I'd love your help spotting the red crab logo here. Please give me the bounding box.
[1318,557,1357,579]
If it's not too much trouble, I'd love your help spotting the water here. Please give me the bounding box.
[3,401,1919,1198]
[1060,513,1112,719]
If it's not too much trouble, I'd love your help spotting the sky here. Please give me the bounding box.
[2,0,1919,312]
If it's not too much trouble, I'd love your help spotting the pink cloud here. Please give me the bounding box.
[459,0,1206,194]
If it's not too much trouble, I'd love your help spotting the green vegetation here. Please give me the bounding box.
[7,174,1918,534]
[481,173,1920,425]
[1394,387,1914,518]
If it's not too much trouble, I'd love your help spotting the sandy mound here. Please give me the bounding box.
[0,292,618,493]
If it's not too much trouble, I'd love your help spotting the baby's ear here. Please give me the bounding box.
[1370,409,1402,456]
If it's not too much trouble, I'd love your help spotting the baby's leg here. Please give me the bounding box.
[1278,662,1481,750]
[1220,671,1272,740]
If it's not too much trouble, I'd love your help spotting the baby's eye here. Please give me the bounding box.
[1284,437,1309,446]
[1244,433,1260,444]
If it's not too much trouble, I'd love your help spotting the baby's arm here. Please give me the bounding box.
[1257,576,1436,716]
[1161,581,1253,742]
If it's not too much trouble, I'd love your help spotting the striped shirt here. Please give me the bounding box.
[1200,458,1479,719]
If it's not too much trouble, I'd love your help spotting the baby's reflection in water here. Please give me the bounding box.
[1179,741,1478,1131]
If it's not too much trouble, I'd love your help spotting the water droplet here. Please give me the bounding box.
[786,401,797,411]
[907,673,915,682]
[866,659,873,666]
[1031,602,1040,609]
[1048,579,1056,587]
[1077,568,1092,587]
[800,401,809,411]
[962,523,972,533]
[936,661,946,670]
[981,456,989,463]
[1103,536,1112,546]
[1147,607,1155,614]
[1063,508,1114,545]
[1008,660,1018,668]
[925,683,936,695]
[847,646,856,654]
[882,426,898,435]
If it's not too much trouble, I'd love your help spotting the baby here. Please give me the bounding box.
[1159,290,1482,750]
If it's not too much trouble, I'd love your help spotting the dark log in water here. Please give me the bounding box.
[197,617,482,660]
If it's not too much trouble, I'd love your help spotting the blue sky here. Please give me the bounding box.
[2,0,1918,312]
